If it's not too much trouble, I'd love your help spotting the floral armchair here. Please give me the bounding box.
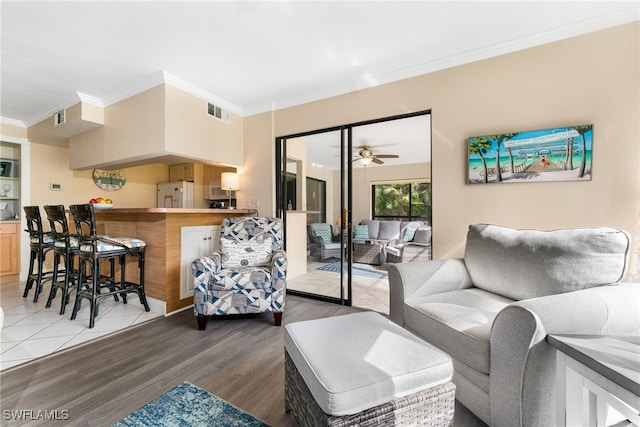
[192,217,287,330]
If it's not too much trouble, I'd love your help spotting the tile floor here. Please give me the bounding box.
[288,258,391,315]
[0,280,160,371]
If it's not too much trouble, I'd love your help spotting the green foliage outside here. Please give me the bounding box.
[373,182,432,223]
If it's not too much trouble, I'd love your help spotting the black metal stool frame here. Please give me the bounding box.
[23,206,55,302]
[43,205,80,315]
[68,204,150,328]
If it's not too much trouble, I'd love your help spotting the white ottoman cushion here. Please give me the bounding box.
[284,311,453,416]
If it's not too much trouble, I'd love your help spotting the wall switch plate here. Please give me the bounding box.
[50,183,62,191]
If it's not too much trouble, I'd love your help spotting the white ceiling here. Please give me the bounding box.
[1,1,638,129]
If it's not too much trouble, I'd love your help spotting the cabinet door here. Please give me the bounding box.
[180,226,221,299]
[0,223,19,276]
[169,163,195,182]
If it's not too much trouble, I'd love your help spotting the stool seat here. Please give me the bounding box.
[284,311,453,417]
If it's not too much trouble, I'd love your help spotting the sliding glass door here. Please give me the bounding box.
[276,110,431,311]
[277,128,352,305]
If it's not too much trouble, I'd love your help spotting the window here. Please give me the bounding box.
[372,182,431,223]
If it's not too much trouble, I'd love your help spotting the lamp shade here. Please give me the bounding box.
[221,172,240,190]
[358,157,373,166]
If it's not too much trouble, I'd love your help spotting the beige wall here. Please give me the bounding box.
[68,86,166,169]
[241,22,639,278]
[31,144,168,208]
[164,85,244,166]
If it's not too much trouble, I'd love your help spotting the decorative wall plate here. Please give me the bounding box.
[92,169,126,191]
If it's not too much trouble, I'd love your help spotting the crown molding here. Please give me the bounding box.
[0,117,27,128]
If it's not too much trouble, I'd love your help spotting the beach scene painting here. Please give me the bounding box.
[468,124,593,184]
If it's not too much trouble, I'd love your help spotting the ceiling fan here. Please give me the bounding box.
[353,146,399,165]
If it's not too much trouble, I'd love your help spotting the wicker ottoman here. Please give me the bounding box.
[284,312,455,426]
[353,241,386,265]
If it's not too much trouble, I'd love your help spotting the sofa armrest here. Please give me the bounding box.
[490,282,640,427]
[388,258,473,326]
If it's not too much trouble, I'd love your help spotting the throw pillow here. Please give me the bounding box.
[221,238,272,268]
[413,227,432,244]
[354,225,369,239]
[314,229,332,243]
[402,224,419,241]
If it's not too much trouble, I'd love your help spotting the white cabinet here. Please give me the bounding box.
[180,225,220,299]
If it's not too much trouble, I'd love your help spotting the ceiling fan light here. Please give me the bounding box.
[358,157,373,166]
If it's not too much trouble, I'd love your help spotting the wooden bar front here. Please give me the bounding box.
[94,208,257,313]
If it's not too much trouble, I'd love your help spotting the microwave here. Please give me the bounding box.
[208,183,234,200]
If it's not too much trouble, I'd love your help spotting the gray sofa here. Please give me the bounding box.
[389,224,640,427]
[355,219,428,264]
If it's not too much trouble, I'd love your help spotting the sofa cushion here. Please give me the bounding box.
[413,226,432,244]
[400,221,422,241]
[404,288,514,375]
[464,224,630,301]
[360,219,379,239]
[378,220,402,240]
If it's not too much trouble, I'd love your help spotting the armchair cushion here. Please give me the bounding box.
[464,224,630,301]
[221,237,273,268]
[314,229,332,244]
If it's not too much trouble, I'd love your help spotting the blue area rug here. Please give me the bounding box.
[113,382,270,427]
[317,262,388,279]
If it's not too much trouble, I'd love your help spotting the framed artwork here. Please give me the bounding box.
[0,161,11,177]
[468,124,593,184]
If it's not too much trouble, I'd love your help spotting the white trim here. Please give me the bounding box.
[162,71,243,116]
[76,92,104,107]
[0,117,27,128]
[100,70,166,108]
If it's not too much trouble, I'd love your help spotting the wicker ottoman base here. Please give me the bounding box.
[285,350,455,427]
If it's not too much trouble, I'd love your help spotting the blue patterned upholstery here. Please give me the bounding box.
[192,217,287,330]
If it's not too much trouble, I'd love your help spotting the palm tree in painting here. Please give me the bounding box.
[469,137,493,183]
[574,125,592,177]
[485,133,517,182]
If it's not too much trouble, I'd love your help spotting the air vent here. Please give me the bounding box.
[53,109,66,127]
[206,102,230,123]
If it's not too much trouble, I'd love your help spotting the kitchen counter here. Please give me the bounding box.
[93,207,258,314]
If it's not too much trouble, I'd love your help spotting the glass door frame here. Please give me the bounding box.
[275,109,431,307]
[276,125,353,306]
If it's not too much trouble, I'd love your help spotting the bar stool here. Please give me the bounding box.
[69,203,150,328]
[43,205,79,315]
[23,206,55,302]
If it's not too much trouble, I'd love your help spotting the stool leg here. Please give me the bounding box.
[71,259,85,321]
[45,252,61,308]
[23,250,37,298]
[137,251,149,312]
[59,252,75,315]
[33,249,46,303]
[119,254,128,304]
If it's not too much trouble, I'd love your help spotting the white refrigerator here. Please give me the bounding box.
[157,181,194,208]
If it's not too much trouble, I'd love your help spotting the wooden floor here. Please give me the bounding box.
[0,296,486,426]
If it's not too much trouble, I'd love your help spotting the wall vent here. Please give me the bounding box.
[206,102,230,123]
[53,109,66,127]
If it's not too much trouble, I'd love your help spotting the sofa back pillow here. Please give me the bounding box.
[464,224,630,300]
[360,219,379,239]
[354,225,369,240]
[378,220,402,240]
[400,221,422,241]
[413,226,432,244]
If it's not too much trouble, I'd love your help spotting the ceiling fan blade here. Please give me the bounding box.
[374,154,399,158]
[352,157,363,162]
[372,158,384,164]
